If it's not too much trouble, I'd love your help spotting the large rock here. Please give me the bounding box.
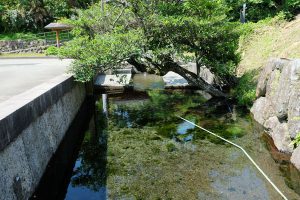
[251,97,275,125]
[291,146,300,170]
[288,87,300,138]
[251,58,300,168]
[256,59,288,97]
[264,116,293,153]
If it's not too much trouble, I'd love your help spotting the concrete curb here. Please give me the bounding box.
[0,74,75,151]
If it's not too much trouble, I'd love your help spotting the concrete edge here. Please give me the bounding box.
[0,74,81,151]
[0,56,60,59]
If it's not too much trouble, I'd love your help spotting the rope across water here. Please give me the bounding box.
[177,116,289,200]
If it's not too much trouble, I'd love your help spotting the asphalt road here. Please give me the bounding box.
[0,58,72,103]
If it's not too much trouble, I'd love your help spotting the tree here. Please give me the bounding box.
[0,0,98,32]
[225,0,300,22]
[60,0,241,97]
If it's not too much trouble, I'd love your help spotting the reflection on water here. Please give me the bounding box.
[65,157,106,200]
[32,91,300,200]
[132,73,165,91]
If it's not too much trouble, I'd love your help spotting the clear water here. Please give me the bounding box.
[132,74,165,91]
[62,91,300,200]
[31,75,300,200]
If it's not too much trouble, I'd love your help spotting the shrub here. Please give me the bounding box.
[45,46,59,56]
[234,70,257,108]
[291,133,300,148]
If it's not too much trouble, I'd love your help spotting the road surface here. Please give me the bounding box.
[0,58,72,103]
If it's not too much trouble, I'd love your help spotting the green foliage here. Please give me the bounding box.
[61,0,240,83]
[234,70,257,107]
[60,30,144,82]
[291,133,300,148]
[0,32,39,40]
[157,124,177,138]
[225,125,243,137]
[61,0,239,82]
[45,46,59,56]
[144,0,240,78]
[166,142,176,152]
[0,0,97,33]
[0,31,72,42]
[225,0,300,22]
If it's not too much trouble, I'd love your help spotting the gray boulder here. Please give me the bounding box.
[264,116,293,153]
[251,97,275,125]
[251,58,300,168]
[291,146,300,170]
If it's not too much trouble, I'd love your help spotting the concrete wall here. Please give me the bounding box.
[0,75,86,200]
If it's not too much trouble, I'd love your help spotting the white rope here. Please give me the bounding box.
[177,116,289,200]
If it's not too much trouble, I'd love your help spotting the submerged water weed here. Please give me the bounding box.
[105,119,251,199]
[166,142,177,152]
[109,90,207,129]
[225,125,243,138]
[156,123,177,138]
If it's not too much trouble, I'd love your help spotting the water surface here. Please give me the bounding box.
[32,91,300,200]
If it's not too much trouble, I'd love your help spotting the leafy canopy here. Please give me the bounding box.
[60,0,240,83]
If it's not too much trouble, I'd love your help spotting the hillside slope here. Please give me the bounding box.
[237,15,300,76]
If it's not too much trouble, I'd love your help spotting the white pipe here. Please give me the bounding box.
[177,116,289,200]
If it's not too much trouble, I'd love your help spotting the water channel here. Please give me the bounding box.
[31,74,300,200]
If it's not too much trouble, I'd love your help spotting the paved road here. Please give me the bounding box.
[0,58,72,103]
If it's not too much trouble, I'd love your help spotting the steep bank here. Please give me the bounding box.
[237,15,300,170]
[237,15,300,76]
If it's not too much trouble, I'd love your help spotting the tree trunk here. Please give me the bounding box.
[161,60,227,97]
[128,56,227,97]
[195,52,200,76]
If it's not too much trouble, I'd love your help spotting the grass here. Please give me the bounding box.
[237,14,300,76]
[234,14,300,107]
[0,53,46,57]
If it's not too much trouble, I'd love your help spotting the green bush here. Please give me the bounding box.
[0,32,39,41]
[291,133,300,148]
[45,46,59,56]
[226,0,300,22]
[234,71,257,108]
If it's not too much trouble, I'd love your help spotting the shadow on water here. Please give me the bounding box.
[262,133,300,197]
[30,97,109,200]
[63,106,108,200]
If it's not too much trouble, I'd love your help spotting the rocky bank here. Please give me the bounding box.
[251,58,300,170]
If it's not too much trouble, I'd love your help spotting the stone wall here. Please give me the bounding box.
[0,75,86,200]
[0,40,52,54]
[251,58,300,169]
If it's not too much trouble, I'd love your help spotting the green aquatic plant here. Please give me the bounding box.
[291,133,300,148]
[156,124,177,138]
[225,125,243,138]
[110,90,205,129]
[166,143,177,152]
